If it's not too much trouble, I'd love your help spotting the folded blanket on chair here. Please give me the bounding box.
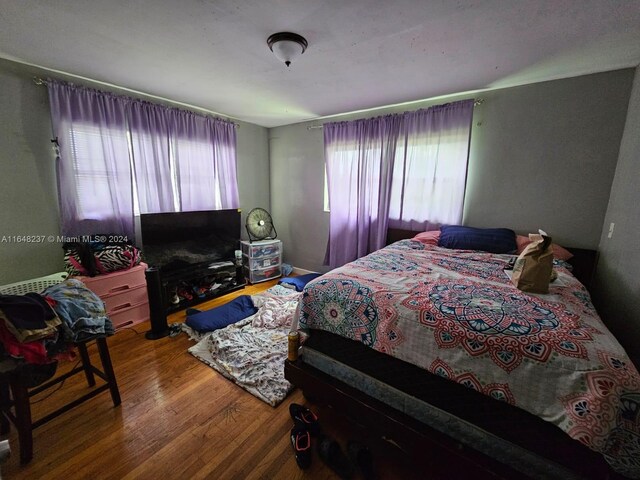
[185,295,258,332]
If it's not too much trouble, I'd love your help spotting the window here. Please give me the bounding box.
[323,133,468,229]
[68,124,131,220]
[323,100,474,268]
[48,80,239,238]
[388,131,468,229]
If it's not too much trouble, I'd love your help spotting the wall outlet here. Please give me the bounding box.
[608,222,615,239]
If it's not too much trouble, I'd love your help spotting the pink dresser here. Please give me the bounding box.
[75,262,150,330]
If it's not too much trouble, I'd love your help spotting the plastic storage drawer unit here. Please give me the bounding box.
[241,240,281,258]
[243,265,282,284]
[244,252,280,270]
[241,239,282,284]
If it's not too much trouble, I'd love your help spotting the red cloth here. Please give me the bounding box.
[43,296,57,308]
[0,320,50,365]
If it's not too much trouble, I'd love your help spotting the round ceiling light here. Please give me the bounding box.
[267,32,308,67]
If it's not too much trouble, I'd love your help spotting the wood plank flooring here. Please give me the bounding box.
[1,280,435,480]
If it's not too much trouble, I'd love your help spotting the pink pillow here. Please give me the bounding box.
[515,235,573,261]
[413,230,440,246]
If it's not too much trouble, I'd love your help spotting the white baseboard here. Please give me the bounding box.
[291,266,319,275]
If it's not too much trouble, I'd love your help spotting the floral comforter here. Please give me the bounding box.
[299,240,640,477]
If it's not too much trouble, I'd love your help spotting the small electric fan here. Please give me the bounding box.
[245,208,277,242]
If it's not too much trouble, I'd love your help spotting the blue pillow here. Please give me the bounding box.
[279,273,322,292]
[438,225,516,254]
[185,295,258,332]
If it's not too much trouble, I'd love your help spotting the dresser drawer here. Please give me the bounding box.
[102,284,149,315]
[76,262,147,297]
[109,301,150,329]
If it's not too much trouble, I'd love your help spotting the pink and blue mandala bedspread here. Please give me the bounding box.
[299,240,640,477]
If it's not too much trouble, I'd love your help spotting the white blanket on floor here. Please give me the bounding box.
[188,289,301,406]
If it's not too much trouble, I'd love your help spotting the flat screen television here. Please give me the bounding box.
[140,209,240,273]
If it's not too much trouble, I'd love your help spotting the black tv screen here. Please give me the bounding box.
[140,209,240,272]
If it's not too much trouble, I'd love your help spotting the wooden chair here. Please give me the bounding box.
[0,272,122,464]
[0,337,120,464]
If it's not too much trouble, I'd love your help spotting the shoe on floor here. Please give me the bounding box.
[290,425,312,470]
[347,440,375,480]
[317,435,354,479]
[289,403,320,435]
[170,289,180,305]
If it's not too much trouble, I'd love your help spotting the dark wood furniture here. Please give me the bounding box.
[283,229,612,478]
[286,328,624,479]
[0,337,120,464]
[285,358,524,479]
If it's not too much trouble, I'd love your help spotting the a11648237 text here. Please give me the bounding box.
[1,234,129,244]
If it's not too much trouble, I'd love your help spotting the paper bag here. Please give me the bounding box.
[511,232,553,293]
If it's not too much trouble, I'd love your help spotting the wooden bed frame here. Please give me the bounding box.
[284,229,616,479]
[284,358,524,479]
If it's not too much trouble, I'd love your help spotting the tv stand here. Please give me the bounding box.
[145,261,245,329]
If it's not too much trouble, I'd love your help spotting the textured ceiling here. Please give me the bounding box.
[1,0,639,127]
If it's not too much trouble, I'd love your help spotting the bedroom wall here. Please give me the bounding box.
[0,57,270,285]
[593,65,640,362]
[0,59,61,285]
[269,69,633,273]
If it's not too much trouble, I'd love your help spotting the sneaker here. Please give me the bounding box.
[177,287,193,301]
[169,288,180,305]
[290,425,312,469]
[289,403,320,435]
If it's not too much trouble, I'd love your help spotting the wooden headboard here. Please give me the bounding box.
[385,228,598,291]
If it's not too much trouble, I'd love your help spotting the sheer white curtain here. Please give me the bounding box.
[388,101,474,231]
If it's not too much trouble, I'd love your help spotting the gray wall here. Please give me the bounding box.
[0,57,270,285]
[464,70,632,247]
[269,70,633,272]
[268,126,328,273]
[0,59,62,284]
[593,66,640,361]
[236,122,270,239]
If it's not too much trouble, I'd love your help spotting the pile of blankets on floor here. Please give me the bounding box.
[185,284,302,406]
[0,278,114,367]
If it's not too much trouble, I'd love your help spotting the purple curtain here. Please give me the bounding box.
[324,115,402,268]
[211,118,240,209]
[48,82,134,238]
[324,100,474,268]
[172,110,239,211]
[128,101,175,214]
[47,80,239,239]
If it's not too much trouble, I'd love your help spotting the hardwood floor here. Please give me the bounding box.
[1,280,431,480]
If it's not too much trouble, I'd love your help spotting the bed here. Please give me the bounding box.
[284,231,640,479]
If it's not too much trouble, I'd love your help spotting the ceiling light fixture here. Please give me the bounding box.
[267,32,308,67]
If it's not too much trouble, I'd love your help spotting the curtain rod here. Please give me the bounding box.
[32,76,240,128]
[306,98,485,130]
